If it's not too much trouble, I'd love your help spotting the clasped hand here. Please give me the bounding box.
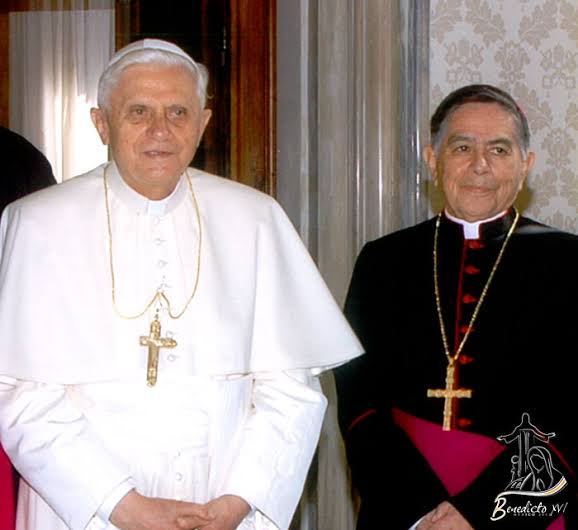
[417,501,474,530]
[110,490,251,530]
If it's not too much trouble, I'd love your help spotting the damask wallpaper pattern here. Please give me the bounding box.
[430,0,578,232]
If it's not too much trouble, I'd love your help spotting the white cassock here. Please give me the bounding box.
[0,163,363,530]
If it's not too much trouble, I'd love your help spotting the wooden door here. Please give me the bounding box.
[116,0,276,195]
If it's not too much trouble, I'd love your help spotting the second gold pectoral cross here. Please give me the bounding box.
[427,361,472,431]
[140,314,177,386]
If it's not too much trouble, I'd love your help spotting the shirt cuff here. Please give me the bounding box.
[96,479,136,522]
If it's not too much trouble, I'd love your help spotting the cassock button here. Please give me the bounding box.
[157,260,168,268]
[467,240,485,250]
[462,294,478,304]
[459,325,474,334]
[175,472,183,482]
[458,354,474,365]
[457,418,473,428]
[167,354,177,362]
[464,265,480,275]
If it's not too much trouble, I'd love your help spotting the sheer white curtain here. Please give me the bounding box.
[9,1,114,182]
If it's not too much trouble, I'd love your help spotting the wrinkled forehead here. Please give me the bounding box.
[442,102,520,142]
[110,63,199,104]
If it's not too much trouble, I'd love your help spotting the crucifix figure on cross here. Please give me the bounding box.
[140,314,177,387]
[427,360,472,431]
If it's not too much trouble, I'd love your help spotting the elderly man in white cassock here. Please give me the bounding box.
[0,39,362,530]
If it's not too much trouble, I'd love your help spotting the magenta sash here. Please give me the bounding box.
[393,408,565,529]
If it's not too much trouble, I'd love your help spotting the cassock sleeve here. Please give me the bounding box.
[215,370,327,530]
[334,244,448,529]
[0,376,133,530]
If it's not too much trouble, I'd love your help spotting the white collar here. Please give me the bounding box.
[444,209,507,240]
[106,162,188,217]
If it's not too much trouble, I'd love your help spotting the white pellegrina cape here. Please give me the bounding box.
[0,163,361,382]
[0,163,363,530]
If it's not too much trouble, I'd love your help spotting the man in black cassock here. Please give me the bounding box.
[334,84,578,530]
[0,126,55,530]
[0,126,56,214]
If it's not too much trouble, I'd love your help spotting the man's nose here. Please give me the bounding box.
[471,149,489,173]
[147,113,170,139]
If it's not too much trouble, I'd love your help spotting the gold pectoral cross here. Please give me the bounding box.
[139,315,177,387]
[427,361,472,431]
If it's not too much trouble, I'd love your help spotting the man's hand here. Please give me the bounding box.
[196,495,251,530]
[417,501,474,530]
[110,489,215,530]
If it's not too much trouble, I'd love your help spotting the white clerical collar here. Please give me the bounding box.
[146,192,174,216]
[106,162,188,216]
[444,209,508,240]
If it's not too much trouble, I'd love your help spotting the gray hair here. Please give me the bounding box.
[97,47,209,110]
[430,84,530,158]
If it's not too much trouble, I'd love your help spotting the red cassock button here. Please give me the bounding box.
[464,265,480,275]
[457,418,473,428]
[459,325,474,334]
[467,240,485,250]
[458,354,475,365]
[462,294,478,304]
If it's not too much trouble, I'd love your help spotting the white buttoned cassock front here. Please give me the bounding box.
[0,163,363,530]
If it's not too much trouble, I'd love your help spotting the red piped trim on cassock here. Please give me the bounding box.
[347,408,377,434]
[453,243,468,352]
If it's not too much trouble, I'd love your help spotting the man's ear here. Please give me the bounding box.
[201,108,212,132]
[520,151,535,190]
[90,108,110,146]
[423,145,439,187]
[197,109,212,147]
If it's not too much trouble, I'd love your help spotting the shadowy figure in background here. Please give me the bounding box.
[0,126,56,530]
[0,126,57,215]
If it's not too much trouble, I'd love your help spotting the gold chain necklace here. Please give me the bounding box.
[427,209,519,430]
[103,165,202,320]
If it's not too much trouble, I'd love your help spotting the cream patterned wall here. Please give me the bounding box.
[430,0,578,232]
